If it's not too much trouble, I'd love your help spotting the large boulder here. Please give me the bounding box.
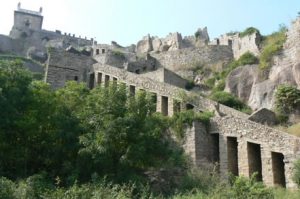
[225,64,259,102]
[248,108,277,125]
[248,79,277,110]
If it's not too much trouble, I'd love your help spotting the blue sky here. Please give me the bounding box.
[1,0,300,46]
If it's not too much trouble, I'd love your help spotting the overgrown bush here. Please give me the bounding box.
[237,51,259,65]
[210,91,251,112]
[170,110,213,139]
[223,174,274,199]
[275,85,300,115]
[204,77,216,89]
[178,166,220,195]
[239,27,260,38]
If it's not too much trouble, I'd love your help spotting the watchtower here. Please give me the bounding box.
[13,2,43,31]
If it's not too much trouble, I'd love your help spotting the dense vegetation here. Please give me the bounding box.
[2,60,300,198]
[210,91,252,114]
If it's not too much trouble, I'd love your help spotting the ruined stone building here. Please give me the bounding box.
[1,4,300,188]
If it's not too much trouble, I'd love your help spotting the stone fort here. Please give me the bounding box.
[1,3,300,188]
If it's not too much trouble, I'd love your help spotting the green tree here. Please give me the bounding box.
[0,60,83,182]
[78,84,178,181]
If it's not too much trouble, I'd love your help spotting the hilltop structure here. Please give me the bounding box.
[1,4,300,188]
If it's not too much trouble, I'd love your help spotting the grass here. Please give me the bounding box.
[259,28,287,71]
[287,123,300,136]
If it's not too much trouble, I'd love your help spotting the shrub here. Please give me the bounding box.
[204,77,216,89]
[275,85,300,114]
[213,79,225,92]
[0,177,15,199]
[210,91,247,110]
[293,159,300,187]
[239,27,260,38]
[224,174,274,199]
[170,110,213,139]
[237,52,259,65]
[178,166,220,195]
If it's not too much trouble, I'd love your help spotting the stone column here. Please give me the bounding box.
[183,124,196,165]
[284,156,297,188]
[219,134,229,179]
[156,95,162,113]
[238,139,250,178]
[168,98,174,117]
[261,146,273,186]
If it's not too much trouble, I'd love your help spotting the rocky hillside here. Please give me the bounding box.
[225,18,300,123]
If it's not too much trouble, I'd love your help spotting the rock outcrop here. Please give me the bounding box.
[136,32,183,54]
[226,17,300,111]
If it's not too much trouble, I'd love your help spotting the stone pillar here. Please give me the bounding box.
[238,139,250,178]
[219,134,229,179]
[284,156,297,188]
[156,95,162,113]
[261,147,273,186]
[168,98,174,116]
[183,124,197,165]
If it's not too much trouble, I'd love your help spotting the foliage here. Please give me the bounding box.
[275,85,300,115]
[239,27,260,38]
[78,85,180,181]
[292,159,300,187]
[204,77,216,89]
[259,27,287,71]
[0,177,15,199]
[210,91,251,112]
[169,110,213,139]
[212,79,225,92]
[177,166,220,195]
[237,51,259,65]
[0,61,84,180]
[223,174,274,199]
[111,50,126,59]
